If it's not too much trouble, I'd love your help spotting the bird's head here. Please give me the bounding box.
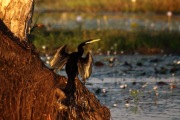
[78,39,100,53]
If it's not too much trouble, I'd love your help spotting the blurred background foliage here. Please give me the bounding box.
[30,0,180,55]
[35,0,180,14]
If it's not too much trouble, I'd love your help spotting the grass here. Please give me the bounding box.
[30,29,180,55]
[35,0,180,14]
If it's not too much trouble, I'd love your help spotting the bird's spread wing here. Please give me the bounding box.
[50,45,69,70]
[78,52,93,79]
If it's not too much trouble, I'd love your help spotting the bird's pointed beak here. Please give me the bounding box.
[85,39,101,44]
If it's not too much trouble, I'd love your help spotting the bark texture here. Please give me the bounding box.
[0,0,34,41]
[0,20,110,119]
[0,20,66,119]
[0,0,110,119]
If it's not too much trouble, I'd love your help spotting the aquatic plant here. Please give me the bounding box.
[130,89,141,103]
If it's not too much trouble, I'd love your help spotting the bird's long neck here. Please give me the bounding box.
[78,44,85,56]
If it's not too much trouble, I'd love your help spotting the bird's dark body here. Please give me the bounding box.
[50,39,100,94]
[66,50,83,78]
[66,53,79,78]
[65,47,84,93]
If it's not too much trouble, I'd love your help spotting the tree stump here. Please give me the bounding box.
[0,0,110,119]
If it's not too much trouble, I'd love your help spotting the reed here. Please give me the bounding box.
[30,29,180,55]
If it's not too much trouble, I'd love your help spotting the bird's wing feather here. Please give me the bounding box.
[50,45,69,70]
[78,52,93,79]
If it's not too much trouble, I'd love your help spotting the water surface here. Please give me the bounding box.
[34,12,180,31]
[88,55,180,120]
[42,55,180,120]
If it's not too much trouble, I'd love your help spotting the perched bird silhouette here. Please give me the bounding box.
[50,39,100,93]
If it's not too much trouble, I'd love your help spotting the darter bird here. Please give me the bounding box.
[50,39,100,93]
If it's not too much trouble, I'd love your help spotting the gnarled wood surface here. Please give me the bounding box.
[0,0,110,118]
[0,20,110,119]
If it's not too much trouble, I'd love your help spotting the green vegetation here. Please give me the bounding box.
[30,29,180,55]
[35,0,180,14]
[32,0,180,55]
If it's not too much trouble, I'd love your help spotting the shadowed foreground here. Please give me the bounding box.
[0,20,110,120]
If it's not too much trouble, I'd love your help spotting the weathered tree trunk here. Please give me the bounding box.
[0,0,34,41]
[0,0,110,120]
[0,20,66,119]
